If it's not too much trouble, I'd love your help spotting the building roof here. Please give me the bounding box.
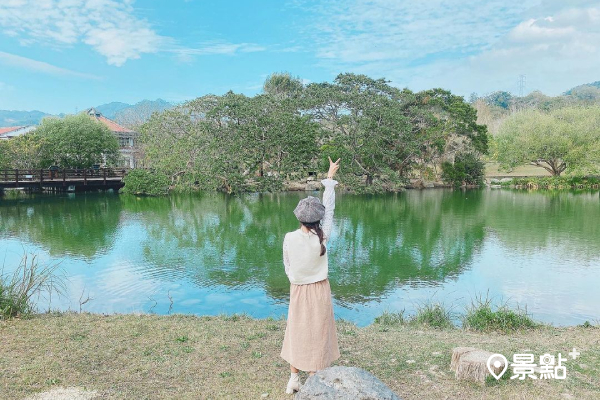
[0,126,25,135]
[86,108,136,133]
[0,125,37,139]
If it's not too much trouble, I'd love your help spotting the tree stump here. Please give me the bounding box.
[451,347,506,383]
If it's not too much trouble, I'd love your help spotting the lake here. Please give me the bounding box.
[1,188,599,327]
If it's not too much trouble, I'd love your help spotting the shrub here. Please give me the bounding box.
[410,302,454,329]
[462,294,538,333]
[121,169,170,196]
[511,176,600,190]
[441,151,485,187]
[0,254,65,319]
[374,310,406,326]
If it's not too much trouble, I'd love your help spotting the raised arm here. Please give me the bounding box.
[320,178,338,242]
[321,156,341,244]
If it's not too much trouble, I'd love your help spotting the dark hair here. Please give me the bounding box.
[301,221,326,256]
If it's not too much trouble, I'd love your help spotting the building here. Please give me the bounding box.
[0,125,37,140]
[85,108,140,168]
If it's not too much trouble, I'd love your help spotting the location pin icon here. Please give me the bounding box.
[487,354,508,380]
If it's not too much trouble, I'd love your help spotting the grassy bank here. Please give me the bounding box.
[1,313,598,400]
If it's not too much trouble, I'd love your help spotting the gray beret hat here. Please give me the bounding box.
[293,196,325,223]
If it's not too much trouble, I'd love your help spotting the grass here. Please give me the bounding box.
[410,302,454,329]
[462,295,539,333]
[0,253,65,320]
[507,176,600,190]
[0,313,598,400]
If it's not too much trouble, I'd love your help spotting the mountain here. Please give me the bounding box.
[564,81,600,95]
[0,110,50,127]
[94,102,131,120]
[113,99,172,128]
[0,99,173,128]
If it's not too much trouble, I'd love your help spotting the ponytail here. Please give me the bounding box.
[301,221,326,256]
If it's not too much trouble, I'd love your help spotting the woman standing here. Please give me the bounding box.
[280,156,341,394]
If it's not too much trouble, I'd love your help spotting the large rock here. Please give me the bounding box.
[295,366,401,400]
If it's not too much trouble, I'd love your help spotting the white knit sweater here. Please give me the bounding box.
[283,178,338,285]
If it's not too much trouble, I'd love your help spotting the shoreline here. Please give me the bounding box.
[1,312,598,399]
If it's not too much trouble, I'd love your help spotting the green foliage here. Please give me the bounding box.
[34,114,120,168]
[262,72,303,100]
[441,151,485,187]
[409,302,454,329]
[0,140,8,169]
[495,107,600,176]
[121,169,170,196]
[484,91,513,109]
[139,72,487,193]
[1,133,44,169]
[462,295,538,333]
[0,253,65,320]
[374,310,406,326]
[509,176,600,189]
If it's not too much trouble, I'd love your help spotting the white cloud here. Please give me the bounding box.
[0,51,100,79]
[0,0,167,66]
[306,0,600,96]
[0,0,267,66]
[171,41,266,61]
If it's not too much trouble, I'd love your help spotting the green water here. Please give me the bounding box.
[1,188,599,326]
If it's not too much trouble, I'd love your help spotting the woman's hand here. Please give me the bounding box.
[327,156,341,179]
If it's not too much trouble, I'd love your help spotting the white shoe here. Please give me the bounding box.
[285,375,301,394]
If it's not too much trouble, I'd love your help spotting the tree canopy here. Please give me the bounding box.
[495,107,600,176]
[139,73,488,193]
[36,114,121,168]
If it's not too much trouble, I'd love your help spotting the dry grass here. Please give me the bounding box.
[0,313,598,400]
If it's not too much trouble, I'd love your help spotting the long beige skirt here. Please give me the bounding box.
[280,278,341,372]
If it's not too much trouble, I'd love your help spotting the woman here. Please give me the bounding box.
[280,156,341,394]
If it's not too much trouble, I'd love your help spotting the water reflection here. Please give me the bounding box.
[0,188,598,326]
[0,192,121,259]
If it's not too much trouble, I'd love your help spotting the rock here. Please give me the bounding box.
[500,178,513,183]
[286,182,306,191]
[490,184,502,189]
[295,366,401,400]
[306,175,316,181]
[490,178,501,183]
[423,182,435,188]
[451,347,506,383]
[410,179,424,189]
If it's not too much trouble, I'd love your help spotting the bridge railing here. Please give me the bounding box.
[0,168,129,185]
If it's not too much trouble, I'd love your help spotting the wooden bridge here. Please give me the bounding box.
[0,168,128,192]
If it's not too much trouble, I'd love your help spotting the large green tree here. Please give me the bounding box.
[302,74,487,188]
[495,107,600,176]
[37,114,120,168]
[140,90,319,193]
[2,133,45,169]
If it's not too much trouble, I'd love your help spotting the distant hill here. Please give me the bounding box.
[0,110,50,127]
[564,81,600,95]
[113,99,172,128]
[0,99,173,128]
[94,102,131,120]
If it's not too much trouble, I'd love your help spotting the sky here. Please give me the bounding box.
[0,0,599,114]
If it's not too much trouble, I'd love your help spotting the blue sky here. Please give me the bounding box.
[0,0,599,114]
